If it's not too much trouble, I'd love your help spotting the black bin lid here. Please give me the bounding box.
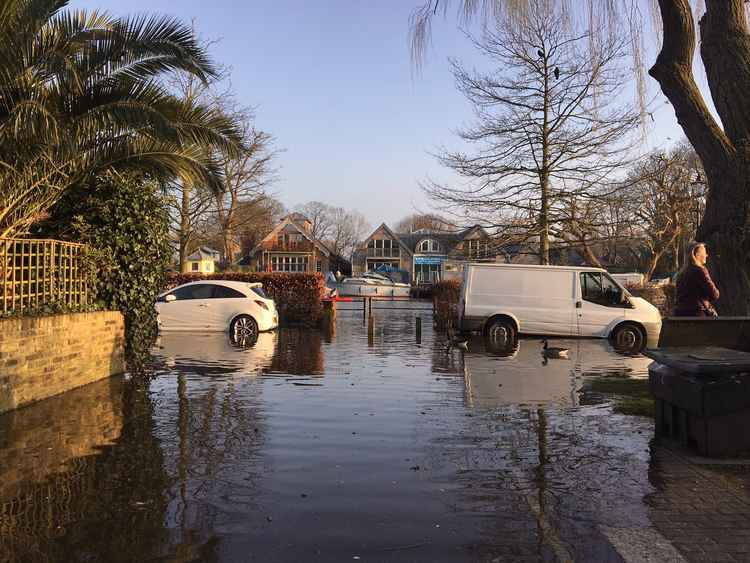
[644,346,750,374]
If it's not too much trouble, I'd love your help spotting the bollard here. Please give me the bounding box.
[322,300,336,342]
[367,314,374,347]
[416,316,422,344]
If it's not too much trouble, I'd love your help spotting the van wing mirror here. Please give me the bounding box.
[165,294,177,303]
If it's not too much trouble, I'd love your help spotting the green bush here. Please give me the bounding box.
[58,172,171,377]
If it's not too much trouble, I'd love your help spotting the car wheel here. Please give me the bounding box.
[485,317,516,344]
[230,314,258,345]
[611,323,645,353]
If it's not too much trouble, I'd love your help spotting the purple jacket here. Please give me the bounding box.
[673,264,720,317]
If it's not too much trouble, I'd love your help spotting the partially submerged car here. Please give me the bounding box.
[155,280,278,341]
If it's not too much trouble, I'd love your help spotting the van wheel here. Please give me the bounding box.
[611,323,645,353]
[486,317,516,344]
[230,315,258,345]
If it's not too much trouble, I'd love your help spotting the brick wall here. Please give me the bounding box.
[0,311,125,413]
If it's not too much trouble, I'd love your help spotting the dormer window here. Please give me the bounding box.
[419,239,441,253]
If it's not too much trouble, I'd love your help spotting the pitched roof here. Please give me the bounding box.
[249,216,330,257]
[187,246,220,261]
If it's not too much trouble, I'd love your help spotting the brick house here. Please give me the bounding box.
[246,213,334,273]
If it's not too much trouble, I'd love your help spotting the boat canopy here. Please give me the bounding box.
[371,264,410,285]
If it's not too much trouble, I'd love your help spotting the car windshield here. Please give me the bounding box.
[250,286,268,299]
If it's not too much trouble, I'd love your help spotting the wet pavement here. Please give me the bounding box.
[1,303,750,562]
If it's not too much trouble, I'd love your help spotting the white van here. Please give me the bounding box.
[458,263,662,350]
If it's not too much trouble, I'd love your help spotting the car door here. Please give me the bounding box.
[576,272,626,337]
[210,284,249,330]
[158,284,216,331]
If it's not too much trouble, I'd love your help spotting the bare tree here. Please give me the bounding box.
[424,2,639,264]
[293,201,370,259]
[212,107,278,265]
[235,196,286,256]
[327,208,371,259]
[412,0,750,314]
[626,145,703,280]
[394,213,453,233]
[294,201,336,241]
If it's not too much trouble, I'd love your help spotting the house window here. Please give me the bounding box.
[316,260,322,272]
[467,239,488,258]
[419,239,441,253]
[271,255,310,272]
[415,263,441,283]
[191,262,199,272]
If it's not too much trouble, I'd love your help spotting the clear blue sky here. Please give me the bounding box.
[71,0,683,229]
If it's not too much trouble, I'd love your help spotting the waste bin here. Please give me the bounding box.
[646,346,750,457]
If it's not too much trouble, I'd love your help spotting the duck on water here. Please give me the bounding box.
[541,340,569,359]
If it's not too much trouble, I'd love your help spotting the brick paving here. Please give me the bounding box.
[647,445,750,563]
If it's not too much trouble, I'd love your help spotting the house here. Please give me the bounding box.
[352,223,413,277]
[352,224,495,283]
[185,247,221,274]
[245,213,336,273]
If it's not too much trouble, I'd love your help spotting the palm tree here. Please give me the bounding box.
[0,0,243,238]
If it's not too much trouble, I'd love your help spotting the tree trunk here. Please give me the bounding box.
[539,58,551,266]
[650,0,750,314]
[580,241,603,268]
[179,185,191,273]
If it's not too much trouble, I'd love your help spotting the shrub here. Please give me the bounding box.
[433,279,461,326]
[627,283,675,317]
[47,172,171,377]
[165,272,326,325]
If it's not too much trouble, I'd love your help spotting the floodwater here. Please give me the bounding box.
[1,304,665,562]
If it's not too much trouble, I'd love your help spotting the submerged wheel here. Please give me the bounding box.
[611,323,646,353]
[230,314,258,345]
[485,317,516,344]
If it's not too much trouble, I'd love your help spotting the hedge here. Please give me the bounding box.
[627,283,675,317]
[433,279,461,325]
[164,272,327,325]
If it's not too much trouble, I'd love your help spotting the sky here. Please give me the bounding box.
[70,0,685,230]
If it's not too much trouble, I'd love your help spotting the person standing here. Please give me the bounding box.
[673,242,720,317]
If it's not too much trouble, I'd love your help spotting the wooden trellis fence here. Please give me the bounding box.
[0,238,88,314]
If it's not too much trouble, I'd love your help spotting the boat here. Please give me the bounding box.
[326,271,411,298]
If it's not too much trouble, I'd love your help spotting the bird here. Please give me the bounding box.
[554,66,560,79]
[445,336,469,353]
[541,339,569,359]
[537,49,544,58]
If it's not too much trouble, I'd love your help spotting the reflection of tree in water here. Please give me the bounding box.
[0,381,171,562]
[266,327,324,375]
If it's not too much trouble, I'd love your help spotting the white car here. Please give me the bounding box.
[155,280,278,340]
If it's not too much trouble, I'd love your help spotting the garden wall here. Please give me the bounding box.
[0,311,125,413]
[165,272,326,325]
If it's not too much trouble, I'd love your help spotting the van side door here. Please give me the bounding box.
[576,272,627,337]
[520,270,577,336]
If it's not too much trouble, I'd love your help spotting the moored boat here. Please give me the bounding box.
[327,271,411,297]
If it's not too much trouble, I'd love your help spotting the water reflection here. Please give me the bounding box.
[0,379,170,562]
[457,336,652,409]
[152,331,277,376]
[0,311,665,562]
